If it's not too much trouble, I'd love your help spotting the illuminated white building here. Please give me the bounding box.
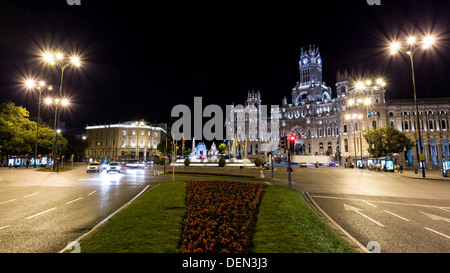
[85,121,166,161]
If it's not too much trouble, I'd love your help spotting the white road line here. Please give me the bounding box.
[87,191,97,196]
[384,210,410,221]
[312,195,450,210]
[0,225,11,230]
[23,192,38,198]
[0,199,16,205]
[260,170,265,178]
[26,207,57,219]
[65,197,83,205]
[439,207,450,213]
[424,227,450,239]
[362,200,377,207]
[344,204,385,227]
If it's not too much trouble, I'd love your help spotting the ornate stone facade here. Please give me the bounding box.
[234,45,450,169]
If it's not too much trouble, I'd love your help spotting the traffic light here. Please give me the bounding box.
[280,137,287,149]
[288,134,296,150]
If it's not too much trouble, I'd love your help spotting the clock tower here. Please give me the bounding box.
[299,45,322,86]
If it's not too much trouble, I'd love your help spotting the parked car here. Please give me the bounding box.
[299,162,308,167]
[106,162,121,173]
[86,162,101,173]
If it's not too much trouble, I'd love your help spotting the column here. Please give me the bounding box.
[437,138,443,168]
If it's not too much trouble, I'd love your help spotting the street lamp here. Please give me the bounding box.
[43,52,81,97]
[45,97,70,171]
[25,79,53,167]
[389,35,435,178]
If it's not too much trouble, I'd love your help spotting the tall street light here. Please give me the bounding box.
[25,79,53,167]
[390,35,435,178]
[45,97,70,171]
[43,51,81,132]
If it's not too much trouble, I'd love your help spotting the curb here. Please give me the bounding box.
[58,184,151,253]
[302,191,370,253]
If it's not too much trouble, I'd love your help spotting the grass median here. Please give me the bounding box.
[80,181,187,253]
[251,186,356,253]
[79,181,355,253]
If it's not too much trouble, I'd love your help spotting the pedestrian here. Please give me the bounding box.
[26,159,30,168]
[399,164,403,173]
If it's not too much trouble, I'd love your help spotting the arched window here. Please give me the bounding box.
[429,120,434,130]
[343,124,347,133]
[390,121,394,128]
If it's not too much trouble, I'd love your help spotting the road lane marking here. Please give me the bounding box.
[0,199,16,205]
[23,192,38,198]
[344,203,385,227]
[424,227,450,239]
[439,207,450,213]
[87,191,97,196]
[26,207,57,219]
[362,200,377,207]
[312,195,450,210]
[384,210,410,221]
[260,170,265,178]
[65,197,83,205]
[0,225,11,230]
[420,211,450,223]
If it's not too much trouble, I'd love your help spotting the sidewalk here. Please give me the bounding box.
[364,166,450,181]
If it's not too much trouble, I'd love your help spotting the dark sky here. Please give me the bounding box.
[0,0,449,131]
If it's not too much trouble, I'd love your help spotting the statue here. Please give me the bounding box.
[209,142,218,159]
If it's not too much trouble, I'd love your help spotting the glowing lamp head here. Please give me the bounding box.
[43,52,54,62]
[407,36,416,44]
[25,80,35,89]
[355,82,365,90]
[289,135,296,142]
[423,36,435,49]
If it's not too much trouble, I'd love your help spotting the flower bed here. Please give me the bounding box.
[166,170,255,178]
[179,180,264,253]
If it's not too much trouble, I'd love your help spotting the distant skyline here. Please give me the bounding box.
[0,0,449,130]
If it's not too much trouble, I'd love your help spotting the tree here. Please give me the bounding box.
[157,140,172,154]
[218,143,227,155]
[363,127,413,158]
[0,102,67,165]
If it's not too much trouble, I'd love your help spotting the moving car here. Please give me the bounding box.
[299,162,308,168]
[86,162,101,173]
[106,162,121,173]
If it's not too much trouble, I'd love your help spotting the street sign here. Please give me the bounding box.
[419,153,425,161]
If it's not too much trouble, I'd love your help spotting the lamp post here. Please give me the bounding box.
[355,78,386,164]
[390,35,435,178]
[26,80,53,167]
[43,51,81,132]
[45,97,70,171]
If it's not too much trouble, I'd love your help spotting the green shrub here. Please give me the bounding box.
[184,158,190,167]
[218,157,226,167]
[254,157,263,167]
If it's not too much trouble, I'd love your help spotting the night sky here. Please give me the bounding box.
[0,0,449,132]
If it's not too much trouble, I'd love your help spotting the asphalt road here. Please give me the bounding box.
[2,162,449,253]
[267,165,450,253]
[0,163,170,253]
